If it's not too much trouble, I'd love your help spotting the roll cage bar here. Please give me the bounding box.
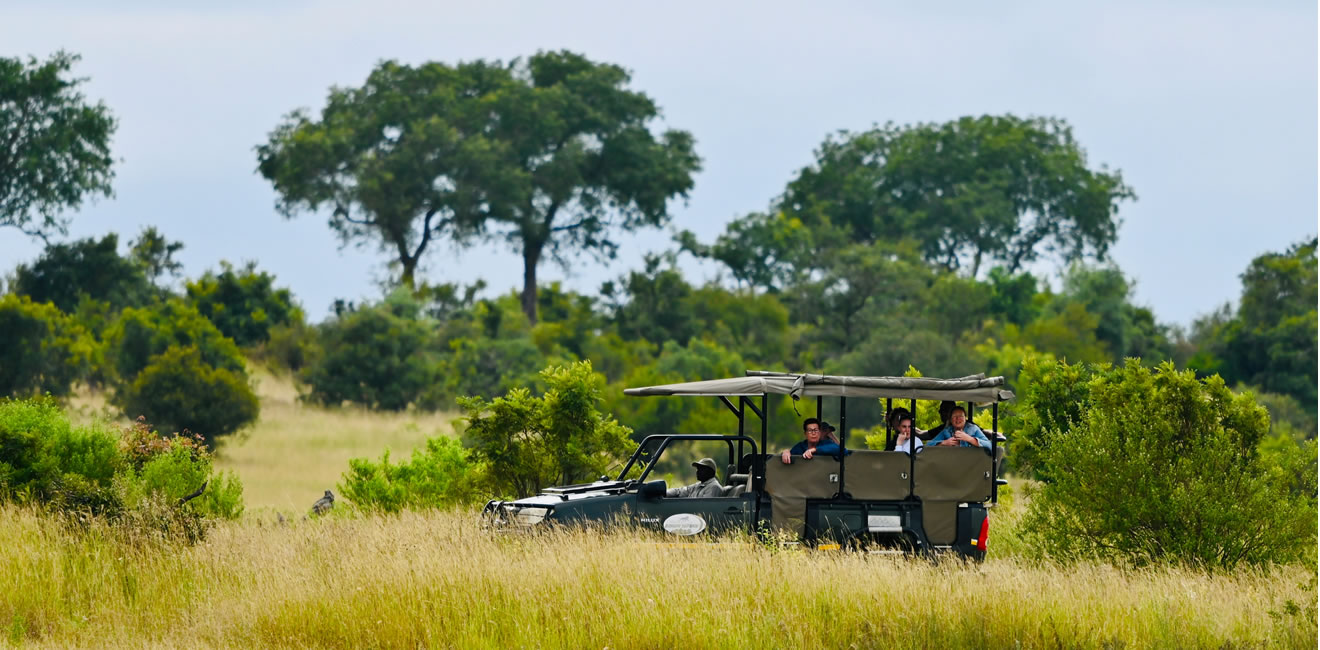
[616,434,761,485]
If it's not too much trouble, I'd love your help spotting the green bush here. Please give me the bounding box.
[0,398,243,535]
[461,361,632,498]
[0,294,97,397]
[254,320,319,373]
[1020,359,1317,569]
[339,437,480,512]
[0,396,121,511]
[116,422,245,517]
[104,299,247,383]
[302,290,438,410]
[186,261,302,347]
[423,335,549,410]
[115,346,259,442]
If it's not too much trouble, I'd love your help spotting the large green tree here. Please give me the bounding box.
[689,115,1133,283]
[258,50,700,323]
[0,51,116,239]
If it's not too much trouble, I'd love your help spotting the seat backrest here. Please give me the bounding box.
[764,457,840,537]
[764,457,838,499]
[844,450,911,500]
[913,447,992,502]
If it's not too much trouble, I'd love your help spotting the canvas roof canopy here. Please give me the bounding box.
[623,370,1014,403]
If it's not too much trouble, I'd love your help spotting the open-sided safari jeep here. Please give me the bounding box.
[482,371,1012,559]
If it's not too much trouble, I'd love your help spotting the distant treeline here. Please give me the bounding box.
[0,49,1315,452]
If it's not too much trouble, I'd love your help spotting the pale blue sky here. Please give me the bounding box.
[1,1,1315,326]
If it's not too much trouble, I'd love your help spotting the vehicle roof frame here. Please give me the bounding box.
[625,370,1009,510]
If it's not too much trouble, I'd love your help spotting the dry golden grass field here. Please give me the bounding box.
[9,365,1314,648]
[1,507,1315,649]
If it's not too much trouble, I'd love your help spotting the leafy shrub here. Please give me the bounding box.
[302,290,437,410]
[0,294,97,397]
[254,320,319,373]
[117,424,244,519]
[461,361,632,498]
[103,298,247,382]
[339,437,480,512]
[0,400,243,542]
[423,335,548,410]
[186,260,302,347]
[1020,359,1317,569]
[115,346,259,442]
[0,396,121,511]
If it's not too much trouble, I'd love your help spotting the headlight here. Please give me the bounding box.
[510,506,549,526]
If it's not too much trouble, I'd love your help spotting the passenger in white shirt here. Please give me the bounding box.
[893,414,923,455]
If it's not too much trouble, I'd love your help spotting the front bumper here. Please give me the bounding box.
[482,500,554,528]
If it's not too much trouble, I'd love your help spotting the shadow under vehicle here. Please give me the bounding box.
[482,371,1012,559]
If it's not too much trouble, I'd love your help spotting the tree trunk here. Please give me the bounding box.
[521,243,542,325]
[399,255,418,290]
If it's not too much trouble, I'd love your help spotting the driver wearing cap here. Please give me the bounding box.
[666,457,724,498]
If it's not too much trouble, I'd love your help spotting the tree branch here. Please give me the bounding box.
[409,208,439,261]
[178,481,207,506]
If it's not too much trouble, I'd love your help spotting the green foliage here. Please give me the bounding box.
[1057,265,1173,363]
[117,419,243,519]
[606,339,745,439]
[103,298,246,384]
[604,254,698,347]
[0,398,242,533]
[1218,238,1317,406]
[341,438,482,512]
[11,233,153,312]
[1021,360,1316,568]
[461,361,632,498]
[258,50,701,323]
[425,336,549,410]
[185,260,302,347]
[301,290,437,410]
[688,285,791,365]
[1011,356,1093,478]
[676,211,834,292]
[0,396,120,510]
[115,346,259,442]
[0,51,116,239]
[0,293,96,397]
[788,115,1134,275]
[252,320,319,373]
[128,225,184,287]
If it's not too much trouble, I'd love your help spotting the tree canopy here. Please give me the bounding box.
[258,50,700,324]
[0,51,116,240]
[685,115,1134,287]
[11,233,153,313]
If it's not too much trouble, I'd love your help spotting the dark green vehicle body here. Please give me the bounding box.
[483,371,1010,559]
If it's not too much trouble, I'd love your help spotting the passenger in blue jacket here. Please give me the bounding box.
[780,418,841,464]
[928,406,991,451]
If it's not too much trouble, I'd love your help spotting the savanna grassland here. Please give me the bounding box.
[0,506,1314,649]
[5,370,1315,649]
[211,367,455,511]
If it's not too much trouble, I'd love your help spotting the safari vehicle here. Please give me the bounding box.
[482,371,1012,559]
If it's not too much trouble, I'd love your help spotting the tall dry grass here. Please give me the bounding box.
[62,366,455,512]
[211,366,456,511]
[0,504,1314,649]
